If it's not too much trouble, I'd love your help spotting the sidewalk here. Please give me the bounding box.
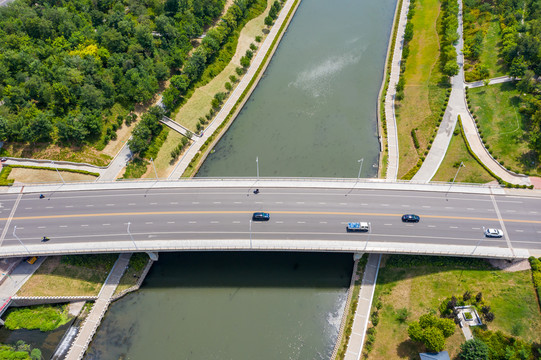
[412,0,530,186]
[344,253,381,360]
[466,75,515,88]
[65,253,131,360]
[167,0,299,179]
[384,0,411,181]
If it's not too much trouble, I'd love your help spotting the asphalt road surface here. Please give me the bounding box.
[0,187,539,255]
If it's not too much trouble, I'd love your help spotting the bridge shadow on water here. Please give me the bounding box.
[141,251,354,289]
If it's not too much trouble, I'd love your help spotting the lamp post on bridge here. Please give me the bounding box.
[127,222,138,250]
[13,226,30,254]
[346,158,364,196]
[446,161,464,198]
[256,156,259,180]
[51,161,65,185]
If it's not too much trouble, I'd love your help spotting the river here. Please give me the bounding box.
[85,0,396,358]
[197,0,397,178]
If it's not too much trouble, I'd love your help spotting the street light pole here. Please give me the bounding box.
[52,161,65,184]
[13,226,30,254]
[127,222,137,250]
[256,157,259,180]
[357,158,364,180]
[249,219,252,249]
[150,158,158,180]
[447,162,464,198]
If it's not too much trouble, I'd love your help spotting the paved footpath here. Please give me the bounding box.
[413,0,530,186]
[384,0,411,180]
[168,0,298,179]
[65,253,131,360]
[344,254,381,360]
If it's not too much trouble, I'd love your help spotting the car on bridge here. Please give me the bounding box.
[401,214,420,223]
[484,228,503,238]
[252,212,270,221]
[346,222,370,232]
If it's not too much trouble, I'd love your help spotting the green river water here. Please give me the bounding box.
[84,0,397,358]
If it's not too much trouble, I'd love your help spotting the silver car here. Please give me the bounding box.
[484,228,503,238]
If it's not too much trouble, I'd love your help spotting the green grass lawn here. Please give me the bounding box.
[396,0,450,178]
[479,17,505,78]
[366,256,541,359]
[468,82,540,176]
[432,122,496,183]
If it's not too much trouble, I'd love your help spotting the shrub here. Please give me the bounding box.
[245,49,253,59]
[484,312,495,322]
[371,311,379,326]
[396,307,410,323]
[411,128,420,149]
[236,67,244,75]
[255,35,262,42]
[229,75,238,83]
[463,291,471,302]
[250,43,257,51]
[225,82,232,91]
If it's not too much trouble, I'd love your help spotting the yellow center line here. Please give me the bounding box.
[1,210,540,224]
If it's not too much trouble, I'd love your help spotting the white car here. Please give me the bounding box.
[484,228,503,238]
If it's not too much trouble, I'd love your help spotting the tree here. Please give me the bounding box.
[422,327,445,352]
[459,339,489,360]
[509,57,527,78]
[517,70,534,93]
[443,61,459,77]
[408,322,424,342]
[264,16,273,27]
[463,291,471,302]
[475,292,482,303]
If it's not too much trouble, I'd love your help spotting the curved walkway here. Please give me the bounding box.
[384,0,411,181]
[412,0,530,186]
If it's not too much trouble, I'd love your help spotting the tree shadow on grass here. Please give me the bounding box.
[397,338,423,358]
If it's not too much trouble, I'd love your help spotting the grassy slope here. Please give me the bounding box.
[469,82,540,176]
[396,0,448,178]
[17,256,115,296]
[8,168,97,183]
[479,17,505,78]
[432,122,496,183]
[367,257,541,359]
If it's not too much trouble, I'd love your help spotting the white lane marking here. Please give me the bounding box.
[189,221,197,224]
[428,225,436,228]
[384,224,393,226]
[422,205,431,208]
[103,224,111,226]
[406,224,414,227]
[232,221,240,224]
[17,227,24,230]
[81,225,88,227]
[86,204,94,207]
[150,202,157,205]
[472,227,481,230]
[381,204,389,206]
[38,226,46,229]
[128,203,136,206]
[361,203,368,206]
[211,221,219,224]
[467,208,474,210]
[234,202,242,204]
[167,221,175,224]
[296,202,305,204]
[25,207,32,210]
[445,207,453,209]
[66,205,73,208]
[340,203,347,205]
[297,221,306,224]
[46,206,53,209]
[192,202,199,205]
[106,204,115,206]
[401,205,410,207]
[255,201,263,204]
[530,211,538,214]
[145,222,153,225]
[537,231,541,234]
[320,221,327,224]
[170,202,178,205]
[515,229,524,232]
[59,225,67,228]
[276,202,284,204]
[506,210,516,213]
[276,221,284,224]
[450,226,458,229]
[319,202,326,205]
[213,202,221,204]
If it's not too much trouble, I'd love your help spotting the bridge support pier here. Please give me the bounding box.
[0,318,4,326]
[146,252,159,261]
[353,253,364,261]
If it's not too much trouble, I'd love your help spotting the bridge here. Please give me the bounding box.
[0,179,538,259]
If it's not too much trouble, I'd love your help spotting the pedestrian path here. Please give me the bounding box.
[65,253,131,360]
[466,75,515,88]
[384,0,410,181]
[344,253,381,360]
[412,0,465,182]
[96,143,132,181]
[167,0,299,179]
[412,0,530,186]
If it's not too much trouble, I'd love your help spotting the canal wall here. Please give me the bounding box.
[111,258,154,302]
[10,296,97,307]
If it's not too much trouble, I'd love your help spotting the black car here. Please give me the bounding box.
[401,214,420,223]
[252,212,270,221]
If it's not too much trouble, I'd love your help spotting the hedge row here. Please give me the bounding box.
[528,256,541,309]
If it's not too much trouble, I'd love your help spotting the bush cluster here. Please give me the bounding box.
[440,0,459,76]
[529,256,541,308]
[170,137,190,162]
[127,106,165,157]
[395,0,416,101]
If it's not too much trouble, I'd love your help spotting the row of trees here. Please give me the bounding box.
[440,0,459,77]
[395,0,416,100]
[0,0,225,145]
[408,313,456,352]
[161,0,260,110]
